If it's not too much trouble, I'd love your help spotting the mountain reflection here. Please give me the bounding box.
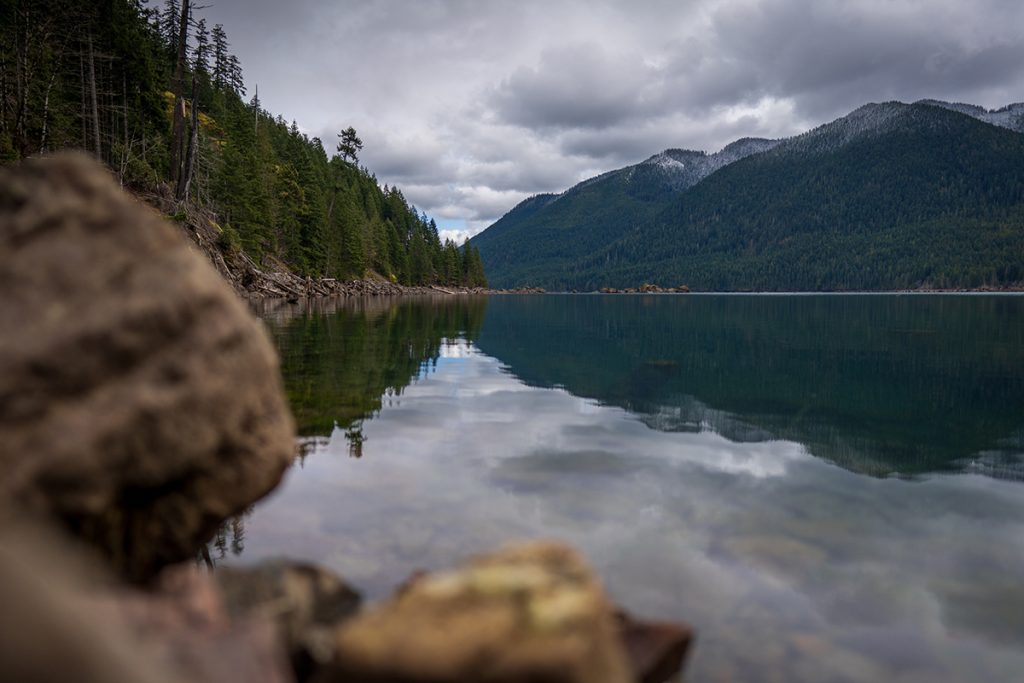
[473,295,1024,480]
[254,295,1024,480]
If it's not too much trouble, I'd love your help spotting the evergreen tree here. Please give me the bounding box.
[211,23,228,88]
[161,0,181,53]
[226,53,244,95]
[337,126,362,163]
[193,18,210,74]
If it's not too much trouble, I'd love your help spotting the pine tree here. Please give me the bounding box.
[226,53,244,95]
[443,240,460,285]
[193,18,210,74]
[161,0,181,52]
[337,126,362,163]
[211,23,228,88]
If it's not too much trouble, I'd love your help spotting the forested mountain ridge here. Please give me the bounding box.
[0,0,487,288]
[473,100,1024,291]
[471,137,778,287]
[918,99,1024,133]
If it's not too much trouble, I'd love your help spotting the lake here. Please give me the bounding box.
[225,294,1024,682]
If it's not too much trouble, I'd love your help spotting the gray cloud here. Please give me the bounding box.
[490,44,655,130]
[202,0,1024,235]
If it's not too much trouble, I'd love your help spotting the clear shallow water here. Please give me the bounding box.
[226,295,1024,682]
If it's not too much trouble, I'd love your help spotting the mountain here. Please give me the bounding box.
[471,138,778,287]
[473,100,1024,291]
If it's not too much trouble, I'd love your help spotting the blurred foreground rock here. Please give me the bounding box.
[216,561,362,680]
[617,611,694,683]
[0,522,293,683]
[323,542,636,683]
[0,154,296,581]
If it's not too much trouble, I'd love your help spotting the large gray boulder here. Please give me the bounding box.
[0,154,296,580]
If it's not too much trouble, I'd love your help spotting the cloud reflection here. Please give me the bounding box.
[237,343,1024,682]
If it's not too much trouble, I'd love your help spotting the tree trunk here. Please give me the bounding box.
[14,6,28,155]
[1,50,9,135]
[123,74,128,147]
[39,68,56,152]
[176,74,199,201]
[87,31,101,159]
[79,49,86,149]
[169,0,190,185]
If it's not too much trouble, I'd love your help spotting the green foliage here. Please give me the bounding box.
[474,104,1024,291]
[460,240,488,288]
[271,297,488,437]
[217,222,241,253]
[0,0,484,287]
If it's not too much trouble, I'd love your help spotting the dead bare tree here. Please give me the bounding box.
[169,0,190,187]
[86,31,101,159]
[176,73,199,201]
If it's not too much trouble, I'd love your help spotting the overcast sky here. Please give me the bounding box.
[200,0,1024,242]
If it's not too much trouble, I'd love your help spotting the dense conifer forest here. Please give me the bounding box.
[0,0,487,287]
[473,102,1024,291]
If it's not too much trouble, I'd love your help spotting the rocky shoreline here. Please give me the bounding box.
[0,154,693,682]
[135,181,545,300]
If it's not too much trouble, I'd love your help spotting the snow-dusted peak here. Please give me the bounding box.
[916,99,988,117]
[717,137,780,164]
[636,140,778,189]
[537,97,1023,214]
[781,101,909,154]
[642,149,706,169]
[988,104,1024,134]
[917,99,1024,134]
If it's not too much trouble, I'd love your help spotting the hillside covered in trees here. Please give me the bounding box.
[0,0,486,288]
[472,101,1024,291]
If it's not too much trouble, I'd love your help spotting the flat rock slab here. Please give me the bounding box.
[0,154,296,580]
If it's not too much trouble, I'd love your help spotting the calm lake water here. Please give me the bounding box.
[227,294,1024,682]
